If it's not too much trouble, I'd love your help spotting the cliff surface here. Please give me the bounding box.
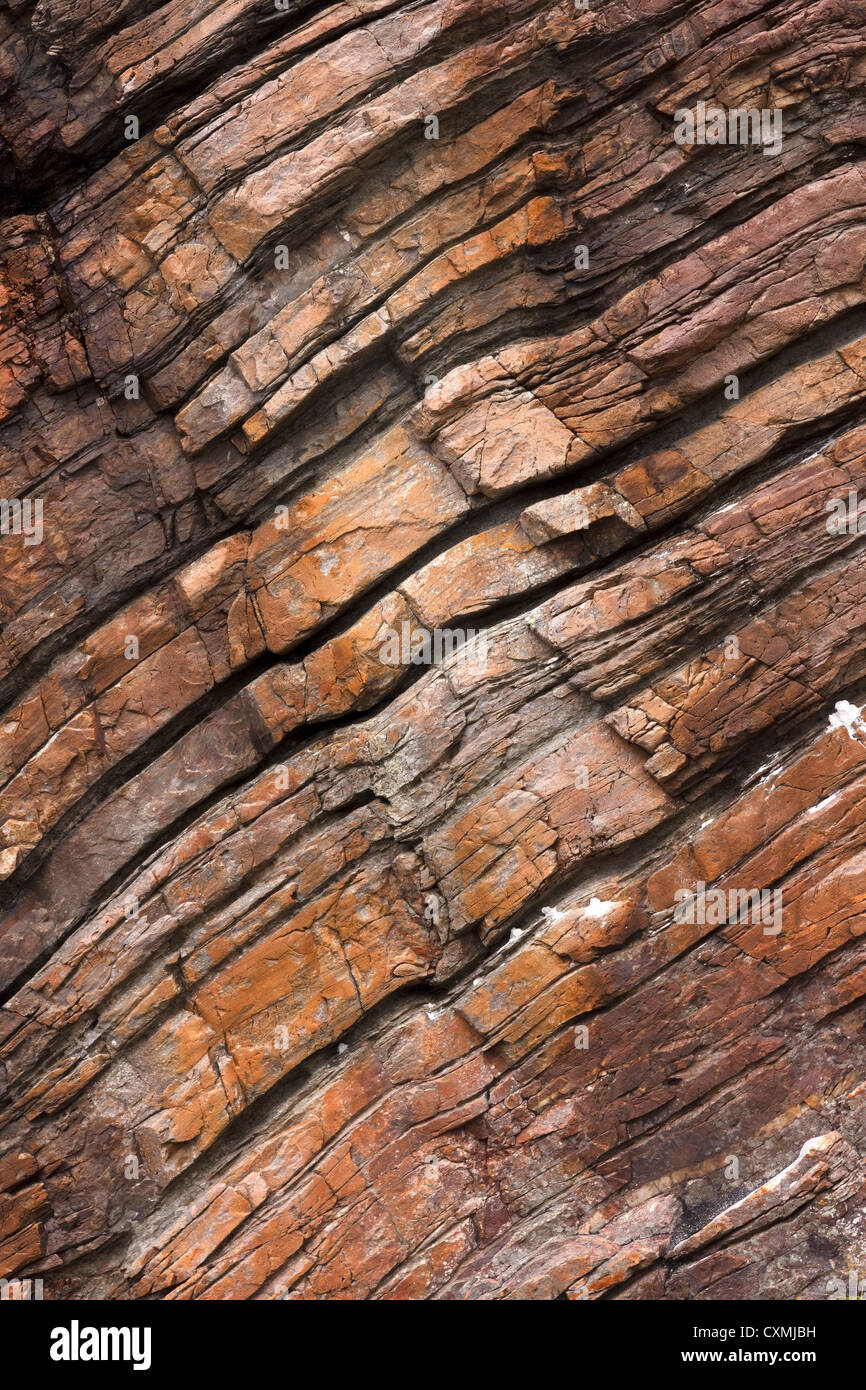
[1,0,866,1299]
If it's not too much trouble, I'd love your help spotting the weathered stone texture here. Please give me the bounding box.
[1,0,866,1300]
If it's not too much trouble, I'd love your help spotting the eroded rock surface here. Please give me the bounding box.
[1,0,866,1300]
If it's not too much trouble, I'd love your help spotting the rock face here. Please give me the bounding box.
[1,0,866,1302]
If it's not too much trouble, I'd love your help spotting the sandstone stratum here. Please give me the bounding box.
[1,0,865,1303]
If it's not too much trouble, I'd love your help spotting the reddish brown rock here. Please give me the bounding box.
[1,0,865,1305]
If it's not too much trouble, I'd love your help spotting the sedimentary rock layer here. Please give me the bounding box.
[1,0,865,1300]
